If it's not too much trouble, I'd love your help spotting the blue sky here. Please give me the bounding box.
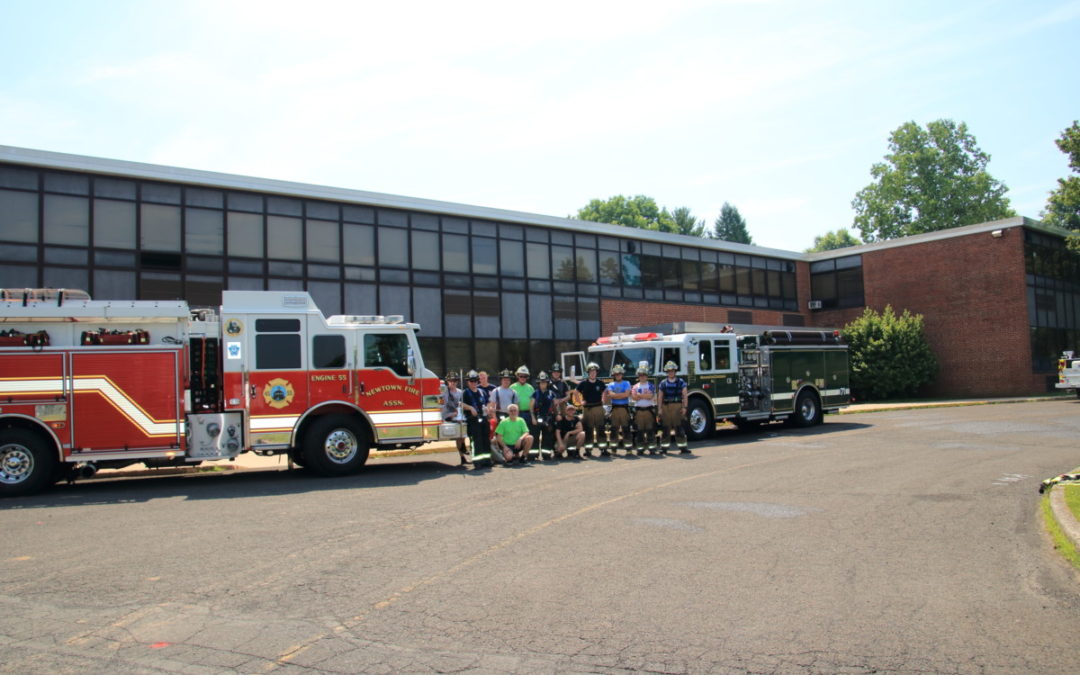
[2,0,1077,251]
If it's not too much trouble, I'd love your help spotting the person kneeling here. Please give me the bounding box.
[494,404,534,464]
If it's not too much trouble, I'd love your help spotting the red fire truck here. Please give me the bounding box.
[0,288,445,496]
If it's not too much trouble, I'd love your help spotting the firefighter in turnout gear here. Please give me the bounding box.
[603,363,632,454]
[548,362,570,415]
[576,362,607,455]
[461,370,493,465]
[658,360,690,454]
[631,364,659,454]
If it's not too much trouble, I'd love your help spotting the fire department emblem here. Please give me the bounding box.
[263,378,295,409]
[224,319,244,337]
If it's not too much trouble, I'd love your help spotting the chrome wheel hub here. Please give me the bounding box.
[324,429,358,464]
[0,444,33,485]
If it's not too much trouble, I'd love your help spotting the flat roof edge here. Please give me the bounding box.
[0,144,802,260]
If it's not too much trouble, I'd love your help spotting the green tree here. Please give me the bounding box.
[576,195,676,231]
[711,202,753,244]
[806,228,862,252]
[842,305,937,401]
[1042,121,1080,248]
[670,206,706,237]
[852,119,1015,242]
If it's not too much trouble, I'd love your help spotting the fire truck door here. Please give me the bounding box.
[243,316,309,448]
[308,332,352,402]
[357,331,424,442]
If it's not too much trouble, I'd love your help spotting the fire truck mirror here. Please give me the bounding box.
[407,348,417,376]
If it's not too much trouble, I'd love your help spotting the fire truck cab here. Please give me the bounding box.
[0,288,443,496]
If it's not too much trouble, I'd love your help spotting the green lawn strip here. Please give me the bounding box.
[1065,484,1080,522]
[1041,493,1080,570]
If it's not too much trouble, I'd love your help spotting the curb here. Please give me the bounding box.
[1048,482,1080,555]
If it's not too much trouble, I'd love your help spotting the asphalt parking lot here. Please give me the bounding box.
[1,399,1078,674]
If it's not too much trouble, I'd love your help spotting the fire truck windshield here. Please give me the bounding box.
[595,347,657,378]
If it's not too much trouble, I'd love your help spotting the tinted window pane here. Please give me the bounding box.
[575,249,596,282]
[94,268,136,299]
[313,334,346,368]
[227,211,263,257]
[641,255,662,288]
[185,187,223,208]
[93,177,136,199]
[1,243,37,262]
[442,234,469,273]
[306,219,340,262]
[621,254,641,286]
[0,166,38,190]
[185,207,224,254]
[500,239,523,277]
[267,196,302,216]
[256,334,301,369]
[43,266,88,291]
[526,243,549,279]
[412,230,439,270]
[44,172,89,195]
[472,237,496,275]
[552,245,574,281]
[141,203,181,251]
[412,287,442,336]
[0,189,39,242]
[343,205,375,224]
[256,318,301,332]
[501,292,526,338]
[142,182,181,204]
[43,194,88,246]
[343,224,375,266]
[227,192,263,212]
[93,199,136,249]
[379,227,408,267]
[377,210,407,227]
[267,215,302,259]
[598,251,620,284]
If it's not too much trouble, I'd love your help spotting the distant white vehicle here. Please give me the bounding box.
[1057,351,1080,398]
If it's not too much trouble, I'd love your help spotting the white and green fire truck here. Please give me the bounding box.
[563,322,850,440]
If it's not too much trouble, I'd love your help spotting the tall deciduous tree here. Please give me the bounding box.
[1042,121,1080,236]
[852,119,1015,242]
[711,202,753,244]
[575,195,676,231]
[576,195,706,237]
[806,228,861,252]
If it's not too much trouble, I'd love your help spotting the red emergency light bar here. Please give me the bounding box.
[595,332,662,345]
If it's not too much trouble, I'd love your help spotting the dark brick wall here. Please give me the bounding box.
[811,227,1036,397]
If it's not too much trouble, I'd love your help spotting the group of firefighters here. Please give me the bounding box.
[439,361,692,467]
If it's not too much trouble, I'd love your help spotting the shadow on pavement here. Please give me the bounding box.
[2,421,871,510]
[0,459,458,510]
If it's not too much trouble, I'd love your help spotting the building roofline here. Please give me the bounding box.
[0,144,802,261]
[804,216,1075,261]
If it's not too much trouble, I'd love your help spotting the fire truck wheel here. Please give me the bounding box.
[792,390,823,427]
[303,416,369,477]
[0,428,57,497]
[686,399,713,441]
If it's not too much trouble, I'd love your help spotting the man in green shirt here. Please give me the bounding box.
[494,403,534,464]
[510,365,535,424]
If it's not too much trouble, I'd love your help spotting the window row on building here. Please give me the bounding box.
[0,163,799,313]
